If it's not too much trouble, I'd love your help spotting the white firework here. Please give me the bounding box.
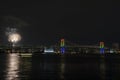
[6,27,22,46]
[8,33,21,43]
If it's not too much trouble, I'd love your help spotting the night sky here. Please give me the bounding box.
[0,0,120,46]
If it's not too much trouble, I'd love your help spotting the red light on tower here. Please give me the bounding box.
[61,39,65,47]
[100,42,104,48]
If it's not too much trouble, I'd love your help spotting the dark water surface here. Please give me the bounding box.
[1,53,120,80]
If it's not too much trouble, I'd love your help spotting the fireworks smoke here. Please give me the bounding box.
[0,16,29,28]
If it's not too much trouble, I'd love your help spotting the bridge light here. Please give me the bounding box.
[100,42,105,54]
[60,39,65,54]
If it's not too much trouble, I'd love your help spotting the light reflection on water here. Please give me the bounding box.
[5,53,20,80]
[60,56,65,80]
[3,53,32,80]
[1,53,120,80]
[99,57,106,80]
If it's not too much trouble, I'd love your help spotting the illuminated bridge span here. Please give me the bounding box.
[53,39,103,48]
[50,39,110,54]
[0,39,116,54]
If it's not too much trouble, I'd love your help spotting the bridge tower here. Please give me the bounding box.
[60,39,65,54]
[100,42,105,54]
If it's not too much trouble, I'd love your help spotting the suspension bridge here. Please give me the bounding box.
[0,39,116,54]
